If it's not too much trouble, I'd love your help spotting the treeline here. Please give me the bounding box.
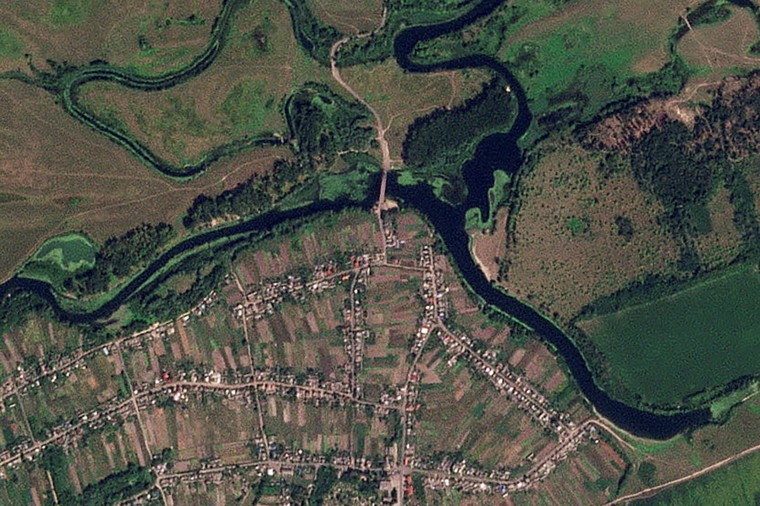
[402,79,516,171]
[686,0,733,27]
[185,84,373,229]
[282,0,343,66]
[288,84,374,166]
[623,56,690,99]
[64,223,175,294]
[40,447,153,506]
[325,0,479,67]
[0,290,50,334]
[183,159,302,228]
[132,263,226,322]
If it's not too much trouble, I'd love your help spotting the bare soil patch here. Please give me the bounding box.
[471,207,509,281]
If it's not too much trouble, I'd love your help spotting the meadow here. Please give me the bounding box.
[0,78,289,282]
[0,0,218,74]
[580,264,760,407]
[17,233,97,285]
[76,0,308,167]
[498,0,705,138]
[635,449,760,505]
[502,141,680,322]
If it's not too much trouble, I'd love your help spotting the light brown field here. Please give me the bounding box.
[0,79,290,282]
[340,60,489,163]
[312,0,385,34]
[502,140,680,321]
[524,439,627,505]
[414,362,552,470]
[679,7,760,74]
[142,398,260,469]
[0,0,220,74]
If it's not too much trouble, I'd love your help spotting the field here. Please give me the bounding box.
[141,397,261,471]
[678,6,760,79]
[265,398,391,461]
[0,0,220,74]
[499,0,703,133]
[579,264,760,406]
[0,78,290,282]
[340,60,489,162]
[693,184,744,270]
[245,292,350,377]
[514,439,628,505]
[414,360,554,470]
[635,451,760,505]
[76,0,322,167]
[501,140,680,321]
[312,0,384,34]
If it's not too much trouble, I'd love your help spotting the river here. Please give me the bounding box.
[0,0,711,439]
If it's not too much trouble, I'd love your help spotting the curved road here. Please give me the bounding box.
[329,16,392,209]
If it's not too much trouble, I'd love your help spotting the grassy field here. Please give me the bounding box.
[312,0,384,34]
[414,349,555,470]
[341,61,489,162]
[0,77,289,282]
[499,0,703,137]
[635,449,760,505]
[17,233,97,285]
[678,6,760,80]
[76,0,311,167]
[580,264,760,406]
[0,0,219,74]
[515,438,627,505]
[502,140,680,321]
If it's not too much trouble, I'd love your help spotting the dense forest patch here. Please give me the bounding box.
[401,79,516,201]
[183,83,374,229]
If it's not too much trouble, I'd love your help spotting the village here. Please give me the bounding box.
[0,209,623,505]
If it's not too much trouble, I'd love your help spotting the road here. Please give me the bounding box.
[329,33,391,212]
[607,441,760,505]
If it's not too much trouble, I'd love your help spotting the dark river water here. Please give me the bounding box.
[0,0,711,439]
[391,0,710,438]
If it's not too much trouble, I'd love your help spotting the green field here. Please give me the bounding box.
[0,26,22,58]
[18,234,97,286]
[635,450,760,505]
[48,0,96,26]
[583,265,760,406]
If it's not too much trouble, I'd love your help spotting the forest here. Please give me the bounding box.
[64,223,175,295]
[185,84,373,229]
[630,120,713,209]
[282,0,343,65]
[402,79,516,178]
